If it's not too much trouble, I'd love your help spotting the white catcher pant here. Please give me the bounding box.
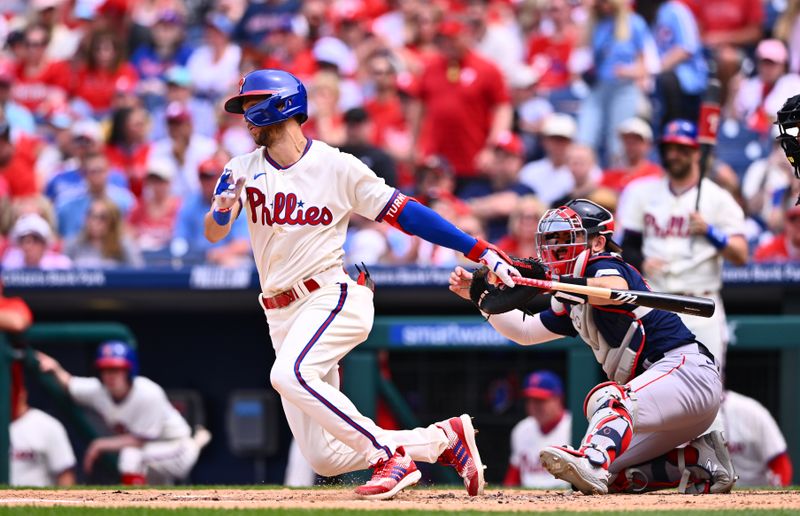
[608,344,722,473]
[118,437,201,483]
[263,272,448,476]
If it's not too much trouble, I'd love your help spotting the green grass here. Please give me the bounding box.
[0,509,798,516]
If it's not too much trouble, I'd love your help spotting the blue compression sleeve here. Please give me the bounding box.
[396,200,478,256]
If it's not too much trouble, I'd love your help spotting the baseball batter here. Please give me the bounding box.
[37,342,211,485]
[450,199,737,495]
[720,390,793,487]
[205,69,520,500]
[618,119,748,369]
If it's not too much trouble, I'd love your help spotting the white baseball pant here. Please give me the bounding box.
[264,272,448,476]
[118,437,200,483]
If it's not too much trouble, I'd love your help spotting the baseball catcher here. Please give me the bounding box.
[452,199,736,495]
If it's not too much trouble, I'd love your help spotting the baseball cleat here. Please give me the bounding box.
[436,414,486,496]
[354,447,422,500]
[680,431,737,494]
[540,445,610,495]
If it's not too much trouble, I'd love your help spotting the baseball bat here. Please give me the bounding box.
[695,78,721,210]
[512,277,715,318]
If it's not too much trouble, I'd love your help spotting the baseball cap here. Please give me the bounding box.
[344,107,369,125]
[165,66,192,88]
[494,131,524,157]
[438,19,465,38]
[156,9,184,25]
[71,119,103,142]
[198,156,224,177]
[542,113,577,139]
[617,117,653,141]
[165,101,191,123]
[10,214,53,245]
[313,37,357,75]
[205,12,234,37]
[32,0,62,11]
[661,119,698,148]
[757,39,788,64]
[145,158,175,181]
[522,370,563,399]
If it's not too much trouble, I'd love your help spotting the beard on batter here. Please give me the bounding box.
[250,124,283,148]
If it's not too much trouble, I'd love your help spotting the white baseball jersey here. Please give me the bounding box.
[68,376,190,441]
[618,176,745,293]
[509,413,572,488]
[720,390,788,487]
[10,408,76,486]
[227,140,398,295]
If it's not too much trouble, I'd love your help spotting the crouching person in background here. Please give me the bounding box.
[37,342,211,484]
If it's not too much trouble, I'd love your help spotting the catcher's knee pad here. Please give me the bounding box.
[583,381,635,430]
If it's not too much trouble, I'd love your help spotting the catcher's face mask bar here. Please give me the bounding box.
[536,207,587,276]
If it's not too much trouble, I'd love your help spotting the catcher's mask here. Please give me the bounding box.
[536,199,620,275]
[776,94,800,184]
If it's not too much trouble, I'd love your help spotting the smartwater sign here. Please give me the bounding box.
[388,323,515,347]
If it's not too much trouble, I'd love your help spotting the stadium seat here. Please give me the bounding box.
[716,118,771,179]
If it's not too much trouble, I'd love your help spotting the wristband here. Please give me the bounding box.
[704,224,728,250]
[212,207,232,226]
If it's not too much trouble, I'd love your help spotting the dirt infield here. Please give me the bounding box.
[0,488,798,512]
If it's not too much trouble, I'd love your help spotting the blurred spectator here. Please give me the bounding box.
[2,213,71,270]
[465,0,525,83]
[339,107,397,186]
[741,134,794,235]
[720,390,793,486]
[689,0,763,105]
[257,15,316,78]
[106,106,152,197]
[131,10,194,105]
[0,62,36,139]
[525,0,579,96]
[652,0,706,126]
[45,119,129,207]
[575,0,656,167]
[412,154,469,218]
[31,0,81,62]
[495,194,546,258]
[69,29,139,118]
[397,3,444,75]
[149,66,216,140]
[732,39,800,135]
[551,143,606,207]
[309,37,363,112]
[34,112,76,187]
[10,23,70,119]
[409,19,512,186]
[56,151,136,238]
[171,156,250,267]
[128,158,181,253]
[461,131,535,242]
[775,1,800,74]
[231,0,301,49]
[753,205,800,262]
[149,101,216,198]
[304,70,346,146]
[65,197,143,269]
[363,52,412,173]
[0,119,42,199]
[601,117,662,193]
[185,13,242,113]
[10,373,76,486]
[503,371,571,489]
[518,113,576,206]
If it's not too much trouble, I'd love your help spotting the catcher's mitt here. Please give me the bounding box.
[470,256,549,314]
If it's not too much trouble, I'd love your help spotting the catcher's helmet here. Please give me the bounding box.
[660,119,699,148]
[536,199,621,276]
[224,69,308,127]
[95,341,138,377]
[775,94,800,181]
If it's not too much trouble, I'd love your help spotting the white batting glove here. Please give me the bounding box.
[479,248,520,288]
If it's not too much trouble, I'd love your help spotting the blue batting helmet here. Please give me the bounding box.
[224,69,308,127]
[95,341,138,377]
[660,119,699,148]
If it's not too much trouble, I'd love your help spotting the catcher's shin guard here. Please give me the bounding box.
[579,382,635,469]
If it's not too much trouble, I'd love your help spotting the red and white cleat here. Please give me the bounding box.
[354,447,422,500]
[436,414,486,496]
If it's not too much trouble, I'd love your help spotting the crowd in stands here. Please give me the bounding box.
[0,0,799,271]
